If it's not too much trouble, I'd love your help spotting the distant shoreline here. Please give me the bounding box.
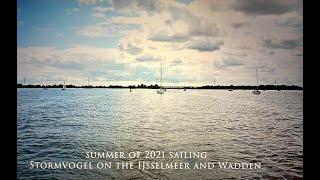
[17,84,303,90]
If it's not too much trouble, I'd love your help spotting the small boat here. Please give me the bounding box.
[252,69,261,95]
[62,81,66,90]
[274,80,280,91]
[252,89,261,94]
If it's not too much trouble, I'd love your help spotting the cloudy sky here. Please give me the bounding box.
[17,0,303,86]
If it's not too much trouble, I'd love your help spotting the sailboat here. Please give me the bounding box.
[62,80,66,90]
[252,69,261,95]
[275,80,280,91]
[86,77,93,89]
[43,80,48,90]
[156,64,165,94]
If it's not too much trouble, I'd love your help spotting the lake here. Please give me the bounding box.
[17,88,303,179]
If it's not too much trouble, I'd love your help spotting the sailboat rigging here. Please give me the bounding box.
[156,64,165,94]
[252,69,261,95]
[87,77,93,89]
[62,80,66,90]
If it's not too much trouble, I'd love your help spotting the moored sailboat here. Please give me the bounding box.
[62,81,66,90]
[156,64,165,94]
[252,69,261,95]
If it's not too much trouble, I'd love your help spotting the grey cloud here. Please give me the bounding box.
[208,0,234,11]
[172,59,182,64]
[171,59,183,66]
[111,0,164,15]
[148,5,220,43]
[119,41,143,55]
[111,0,135,10]
[189,23,219,37]
[222,58,244,67]
[53,60,85,70]
[263,38,302,49]
[186,39,224,52]
[232,0,301,15]
[136,0,159,13]
[224,51,248,57]
[22,56,86,71]
[148,6,220,43]
[110,0,142,16]
[148,33,189,42]
[248,64,276,73]
[170,6,220,37]
[136,54,161,62]
[278,16,303,32]
[115,1,221,43]
[231,22,248,29]
[214,58,244,68]
[269,51,275,55]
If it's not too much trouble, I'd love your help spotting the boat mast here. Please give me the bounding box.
[256,68,258,90]
[160,64,162,88]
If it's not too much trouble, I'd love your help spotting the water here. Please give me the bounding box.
[17,88,303,179]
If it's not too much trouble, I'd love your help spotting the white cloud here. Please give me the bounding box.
[92,6,113,13]
[77,25,107,38]
[17,46,122,85]
[136,54,161,62]
[77,22,140,38]
[185,39,224,52]
[231,0,302,15]
[91,6,114,19]
[18,0,303,86]
[119,39,144,55]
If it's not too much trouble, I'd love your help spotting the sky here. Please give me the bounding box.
[17,0,303,86]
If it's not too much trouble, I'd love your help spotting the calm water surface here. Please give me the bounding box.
[17,88,303,179]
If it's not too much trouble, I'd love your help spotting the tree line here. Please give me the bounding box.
[17,84,302,90]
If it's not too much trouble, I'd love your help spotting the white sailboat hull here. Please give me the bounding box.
[252,90,261,95]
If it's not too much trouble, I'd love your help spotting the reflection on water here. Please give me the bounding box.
[17,88,303,179]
